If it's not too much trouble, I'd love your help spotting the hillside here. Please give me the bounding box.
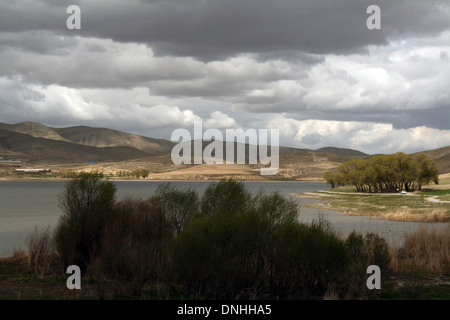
[0,121,448,179]
[315,147,368,157]
[0,128,150,164]
[54,126,174,155]
[0,122,174,156]
[0,122,69,142]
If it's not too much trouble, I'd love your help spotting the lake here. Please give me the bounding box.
[0,180,448,257]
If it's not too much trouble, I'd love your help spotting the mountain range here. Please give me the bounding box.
[0,121,449,179]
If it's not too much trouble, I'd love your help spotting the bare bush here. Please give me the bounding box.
[392,225,450,277]
[26,226,57,276]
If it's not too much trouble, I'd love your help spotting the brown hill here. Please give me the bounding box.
[315,146,368,157]
[0,129,150,164]
[415,146,450,174]
[54,126,174,155]
[0,122,69,142]
[0,122,175,156]
[1,121,448,178]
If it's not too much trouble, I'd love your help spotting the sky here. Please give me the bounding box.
[0,0,449,155]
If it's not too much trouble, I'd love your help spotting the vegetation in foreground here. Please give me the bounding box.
[0,173,449,300]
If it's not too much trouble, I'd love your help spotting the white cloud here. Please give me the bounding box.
[267,115,450,154]
[204,111,237,129]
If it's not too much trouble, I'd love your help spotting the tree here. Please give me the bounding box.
[54,172,117,273]
[153,183,200,236]
[200,179,252,217]
[323,153,439,193]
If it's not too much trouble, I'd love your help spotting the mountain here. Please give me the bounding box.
[415,146,450,174]
[0,121,175,163]
[0,128,150,163]
[0,121,448,178]
[315,146,368,157]
[54,126,174,155]
[0,122,69,142]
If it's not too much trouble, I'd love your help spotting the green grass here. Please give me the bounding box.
[300,189,450,222]
[308,192,444,211]
[419,189,450,196]
[381,284,450,300]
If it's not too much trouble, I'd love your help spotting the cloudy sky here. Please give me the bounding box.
[1,0,449,154]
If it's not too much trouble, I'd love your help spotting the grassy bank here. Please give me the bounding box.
[298,182,450,222]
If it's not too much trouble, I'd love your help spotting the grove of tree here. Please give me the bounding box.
[323,152,439,192]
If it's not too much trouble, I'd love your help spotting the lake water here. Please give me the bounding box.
[0,180,448,257]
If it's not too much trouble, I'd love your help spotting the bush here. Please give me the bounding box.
[200,179,252,217]
[154,183,200,236]
[26,226,57,276]
[343,231,391,299]
[170,211,262,299]
[393,225,450,278]
[273,221,350,298]
[92,197,174,298]
[91,184,200,298]
[54,172,117,273]
[170,179,350,299]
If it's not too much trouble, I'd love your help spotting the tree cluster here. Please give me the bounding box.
[323,153,439,192]
[51,174,390,299]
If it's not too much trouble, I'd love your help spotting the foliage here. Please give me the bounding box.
[171,179,351,299]
[54,171,117,273]
[343,232,391,299]
[200,179,252,217]
[324,153,439,192]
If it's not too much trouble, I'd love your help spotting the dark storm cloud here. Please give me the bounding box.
[0,0,449,154]
[280,104,450,131]
[1,0,449,61]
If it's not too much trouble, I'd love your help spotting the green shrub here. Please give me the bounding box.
[91,184,200,298]
[54,172,116,273]
[170,211,262,299]
[170,179,351,299]
[92,197,174,298]
[154,183,200,235]
[343,231,391,298]
[272,222,349,298]
[200,179,252,217]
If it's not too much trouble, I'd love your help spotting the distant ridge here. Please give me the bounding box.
[0,121,448,174]
[315,146,368,157]
[54,126,174,155]
[0,121,69,142]
[0,128,150,164]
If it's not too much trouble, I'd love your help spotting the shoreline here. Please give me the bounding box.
[295,190,450,223]
[0,176,326,183]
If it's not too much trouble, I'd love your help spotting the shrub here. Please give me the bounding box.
[200,179,252,217]
[393,225,450,277]
[343,231,391,298]
[54,172,117,273]
[154,183,200,236]
[26,226,57,276]
[272,222,349,298]
[170,179,350,299]
[92,197,174,298]
[91,184,200,298]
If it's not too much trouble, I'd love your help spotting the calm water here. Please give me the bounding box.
[0,180,448,257]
